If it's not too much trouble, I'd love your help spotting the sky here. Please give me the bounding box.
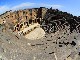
[0,0,80,16]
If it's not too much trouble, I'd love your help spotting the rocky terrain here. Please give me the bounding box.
[0,7,80,60]
[0,26,80,60]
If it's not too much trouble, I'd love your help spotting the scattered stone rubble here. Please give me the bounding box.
[0,26,80,60]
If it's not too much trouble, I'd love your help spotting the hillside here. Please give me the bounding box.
[0,7,80,60]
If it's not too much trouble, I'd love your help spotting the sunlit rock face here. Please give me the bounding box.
[25,27,45,40]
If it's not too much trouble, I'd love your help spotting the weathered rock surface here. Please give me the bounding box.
[25,27,45,40]
[0,26,80,60]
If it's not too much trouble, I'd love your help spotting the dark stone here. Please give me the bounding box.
[70,41,76,46]
[59,45,62,47]
[78,52,80,56]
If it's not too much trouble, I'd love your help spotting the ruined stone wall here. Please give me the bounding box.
[24,9,32,21]
[0,7,47,24]
[32,8,38,20]
[0,7,48,31]
[41,7,48,19]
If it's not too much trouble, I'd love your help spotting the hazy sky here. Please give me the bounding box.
[0,0,80,16]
